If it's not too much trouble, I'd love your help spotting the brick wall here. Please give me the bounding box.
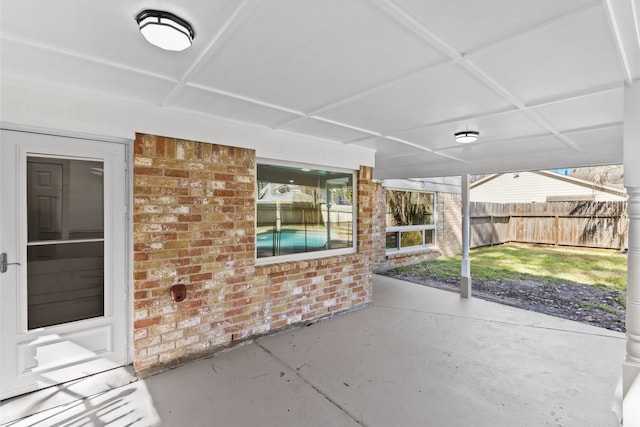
[437,192,462,257]
[132,134,373,376]
[371,181,387,270]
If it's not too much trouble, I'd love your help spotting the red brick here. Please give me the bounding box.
[165,169,189,178]
[176,265,201,275]
[178,248,202,257]
[133,135,372,377]
[232,298,252,307]
[213,189,236,197]
[213,222,234,230]
[224,324,243,334]
[149,232,177,242]
[155,137,166,157]
[134,271,148,280]
[135,166,163,176]
[134,317,161,329]
[225,275,246,285]
[134,290,149,300]
[134,243,153,252]
[134,252,149,261]
[134,299,157,310]
[165,258,190,267]
[224,307,245,318]
[191,239,213,247]
[162,223,189,231]
[271,319,287,329]
[302,311,317,320]
[135,280,161,290]
[134,139,145,155]
[190,272,212,282]
[178,300,203,310]
[214,173,235,182]
[225,291,245,301]
[163,187,190,195]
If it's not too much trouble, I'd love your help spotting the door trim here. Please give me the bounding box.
[1,122,132,145]
[0,127,133,399]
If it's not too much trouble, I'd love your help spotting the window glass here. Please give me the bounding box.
[386,190,434,226]
[385,232,398,250]
[385,189,435,252]
[27,157,105,329]
[424,229,434,245]
[257,164,354,259]
[400,230,423,248]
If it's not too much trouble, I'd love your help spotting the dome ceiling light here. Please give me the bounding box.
[454,131,479,144]
[136,10,195,51]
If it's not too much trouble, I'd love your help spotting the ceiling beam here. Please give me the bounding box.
[161,0,256,106]
[369,0,462,60]
[304,60,452,117]
[368,0,585,153]
[465,1,600,57]
[384,136,468,163]
[187,82,307,117]
[603,0,635,84]
[1,33,178,85]
[382,84,622,138]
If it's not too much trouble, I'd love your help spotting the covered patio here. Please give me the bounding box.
[2,275,626,426]
[2,0,640,424]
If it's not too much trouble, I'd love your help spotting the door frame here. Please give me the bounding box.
[0,123,133,399]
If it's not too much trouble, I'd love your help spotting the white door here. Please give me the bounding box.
[0,130,128,400]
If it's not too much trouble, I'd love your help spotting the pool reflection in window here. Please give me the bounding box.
[256,164,354,259]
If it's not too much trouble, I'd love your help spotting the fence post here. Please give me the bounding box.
[490,215,494,246]
[554,215,559,246]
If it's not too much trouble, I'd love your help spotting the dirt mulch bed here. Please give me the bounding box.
[380,272,626,333]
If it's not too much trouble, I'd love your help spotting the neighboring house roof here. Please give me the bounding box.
[470,171,627,203]
[258,183,317,203]
[382,177,462,194]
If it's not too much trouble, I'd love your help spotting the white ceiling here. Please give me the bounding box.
[1,0,639,179]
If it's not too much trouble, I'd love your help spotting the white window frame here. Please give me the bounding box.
[255,159,357,266]
[385,189,437,255]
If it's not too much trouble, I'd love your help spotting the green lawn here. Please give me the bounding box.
[390,243,627,291]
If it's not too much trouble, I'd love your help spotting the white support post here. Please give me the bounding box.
[461,173,471,298]
[623,83,640,423]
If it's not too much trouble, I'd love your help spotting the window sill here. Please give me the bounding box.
[385,245,439,258]
[255,247,357,266]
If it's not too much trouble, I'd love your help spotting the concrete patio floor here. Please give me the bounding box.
[1,275,626,426]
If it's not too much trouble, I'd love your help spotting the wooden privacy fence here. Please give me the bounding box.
[257,203,353,227]
[469,201,628,250]
[257,203,323,226]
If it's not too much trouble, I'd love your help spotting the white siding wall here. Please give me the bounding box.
[471,171,625,203]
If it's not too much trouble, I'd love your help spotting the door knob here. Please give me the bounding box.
[0,252,21,273]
